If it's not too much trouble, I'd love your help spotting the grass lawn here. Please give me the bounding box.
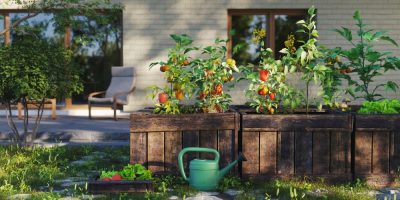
[0,145,380,199]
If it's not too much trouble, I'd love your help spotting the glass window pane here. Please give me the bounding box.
[274,14,307,58]
[231,15,266,66]
[71,13,123,104]
[10,13,63,43]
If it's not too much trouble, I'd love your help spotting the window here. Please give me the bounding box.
[228,9,309,65]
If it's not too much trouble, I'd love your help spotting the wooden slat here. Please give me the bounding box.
[331,131,351,174]
[242,131,259,175]
[313,131,330,174]
[131,112,236,132]
[295,132,312,174]
[356,115,400,130]
[218,130,233,168]
[372,131,389,174]
[182,131,199,170]
[260,132,277,174]
[164,131,182,173]
[278,132,295,174]
[199,130,218,159]
[147,132,164,172]
[130,132,147,166]
[390,131,400,174]
[242,114,352,132]
[355,131,372,174]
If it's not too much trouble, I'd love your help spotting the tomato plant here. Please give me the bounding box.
[240,29,303,114]
[191,39,239,113]
[149,34,198,114]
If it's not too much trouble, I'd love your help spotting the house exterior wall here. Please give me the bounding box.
[2,0,400,110]
[121,0,400,111]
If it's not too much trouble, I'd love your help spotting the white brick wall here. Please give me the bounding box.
[120,0,400,110]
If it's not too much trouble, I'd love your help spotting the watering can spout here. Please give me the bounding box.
[218,152,247,180]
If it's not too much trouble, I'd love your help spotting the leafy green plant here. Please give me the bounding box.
[192,38,239,113]
[280,6,330,113]
[334,10,400,101]
[0,35,83,146]
[241,29,303,114]
[217,175,242,191]
[120,164,152,180]
[149,34,197,114]
[358,99,400,114]
[99,164,152,181]
[99,171,118,179]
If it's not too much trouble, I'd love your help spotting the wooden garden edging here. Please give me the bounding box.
[130,109,239,174]
[239,109,353,182]
[354,114,400,186]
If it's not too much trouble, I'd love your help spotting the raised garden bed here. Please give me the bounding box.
[354,114,400,186]
[130,109,240,174]
[239,107,353,182]
[88,179,153,194]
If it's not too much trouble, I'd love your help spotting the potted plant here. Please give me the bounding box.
[88,164,153,193]
[238,6,352,181]
[333,10,400,186]
[130,35,240,174]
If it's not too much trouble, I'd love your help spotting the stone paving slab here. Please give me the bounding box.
[0,116,130,145]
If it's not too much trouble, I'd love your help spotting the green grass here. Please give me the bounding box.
[0,145,383,199]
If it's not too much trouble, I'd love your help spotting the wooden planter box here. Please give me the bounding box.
[240,109,353,182]
[130,109,240,174]
[88,179,153,194]
[354,114,400,186]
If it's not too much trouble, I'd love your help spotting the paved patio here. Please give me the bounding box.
[0,115,130,146]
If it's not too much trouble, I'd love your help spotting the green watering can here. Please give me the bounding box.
[178,147,247,191]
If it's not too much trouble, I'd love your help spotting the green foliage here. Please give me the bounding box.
[120,164,152,181]
[280,6,331,112]
[358,99,400,114]
[99,170,118,179]
[0,36,82,101]
[149,35,238,114]
[148,34,197,114]
[192,38,238,113]
[240,33,303,114]
[334,10,400,101]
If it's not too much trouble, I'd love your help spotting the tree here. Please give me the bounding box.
[0,0,123,146]
[0,0,123,38]
[0,35,83,146]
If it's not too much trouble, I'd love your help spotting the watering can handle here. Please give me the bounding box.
[178,147,220,182]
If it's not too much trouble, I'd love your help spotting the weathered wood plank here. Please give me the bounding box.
[260,132,277,174]
[355,131,372,174]
[372,131,389,174]
[295,132,313,174]
[279,132,295,174]
[218,130,234,168]
[356,115,400,130]
[390,131,400,174]
[182,131,200,170]
[313,131,330,174]
[331,131,351,174]
[242,114,352,132]
[131,112,236,132]
[147,132,164,172]
[242,131,259,175]
[199,130,218,159]
[130,132,147,166]
[164,131,182,173]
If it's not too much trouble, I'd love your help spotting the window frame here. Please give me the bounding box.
[227,9,308,58]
